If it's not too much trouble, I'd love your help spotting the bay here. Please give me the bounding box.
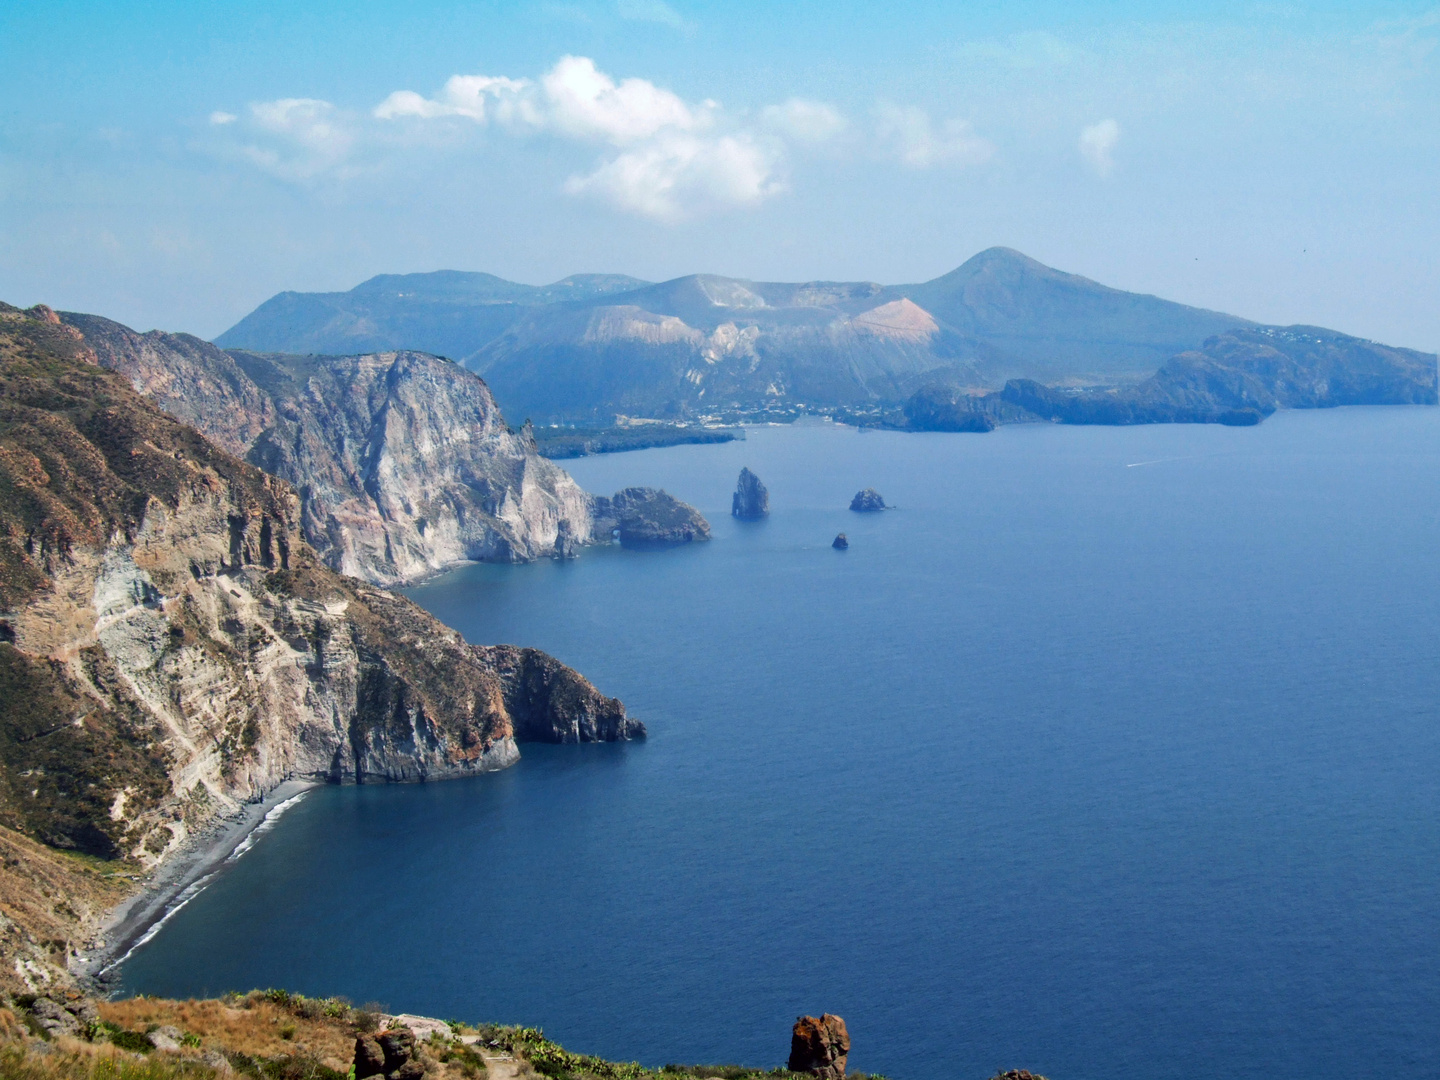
[117,411,1440,1079]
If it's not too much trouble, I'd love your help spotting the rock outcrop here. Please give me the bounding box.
[849,489,885,512]
[0,304,641,886]
[732,468,769,519]
[832,533,848,550]
[61,313,599,586]
[25,995,98,1038]
[356,1028,428,1080]
[902,384,1000,432]
[590,487,711,544]
[787,1014,850,1079]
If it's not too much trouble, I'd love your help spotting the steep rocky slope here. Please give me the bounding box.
[62,314,601,586]
[0,303,640,924]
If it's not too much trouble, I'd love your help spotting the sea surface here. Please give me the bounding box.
[118,412,1440,1080]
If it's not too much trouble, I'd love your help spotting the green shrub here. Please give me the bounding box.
[106,1030,154,1054]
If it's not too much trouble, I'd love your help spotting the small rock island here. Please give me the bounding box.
[832,533,848,550]
[732,467,770,519]
[849,488,886,512]
[591,487,711,544]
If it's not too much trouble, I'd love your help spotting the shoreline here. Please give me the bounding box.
[77,778,322,991]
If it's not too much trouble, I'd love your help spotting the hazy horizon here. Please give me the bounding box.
[3,1,1438,351]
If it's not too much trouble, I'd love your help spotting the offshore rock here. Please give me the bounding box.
[849,489,886,512]
[590,487,711,545]
[0,306,640,991]
[832,533,848,550]
[788,1014,850,1079]
[62,312,597,586]
[732,467,770,519]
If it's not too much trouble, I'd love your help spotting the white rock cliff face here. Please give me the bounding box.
[0,308,639,875]
[241,350,596,583]
[64,314,597,586]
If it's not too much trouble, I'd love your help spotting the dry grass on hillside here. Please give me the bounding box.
[0,826,135,994]
[99,997,356,1069]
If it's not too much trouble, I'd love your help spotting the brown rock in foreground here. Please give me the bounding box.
[787,1013,850,1078]
[356,1027,428,1079]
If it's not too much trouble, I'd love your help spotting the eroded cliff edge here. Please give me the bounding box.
[62,313,603,586]
[0,303,641,987]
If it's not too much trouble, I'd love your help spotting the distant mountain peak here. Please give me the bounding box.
[939,246,1089,286]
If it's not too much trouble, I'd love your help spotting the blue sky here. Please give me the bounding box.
[2,1,1438,348]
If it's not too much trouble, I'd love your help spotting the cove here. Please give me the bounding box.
[116,412,1440,1080]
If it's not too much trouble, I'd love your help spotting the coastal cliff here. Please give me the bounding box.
[0,304,641,988]
[62,314,600,586]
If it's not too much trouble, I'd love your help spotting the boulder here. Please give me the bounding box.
[732,468,770,519]
[989,1072,1049,1080]
[832,534,848,550]
[787,1014,850,1078]
[24,996,105,1039]
[849,489,885,512]
[147,1031,181,1059]
[355,1034,389,1078]
[27,997,78,1038]
[363,1028,426,1079]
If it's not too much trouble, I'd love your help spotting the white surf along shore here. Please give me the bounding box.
[80,778,320,987]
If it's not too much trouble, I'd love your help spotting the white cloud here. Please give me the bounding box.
[616,0,686,30]
[874,105,993,169]
[373,75,532,122]
[215,98,360,183]
[209,111,237,125]
[1079,118,1120,177]
[565,131,781,221]
[541,55,701,143]
[374,56,773,219]
[760,99,846,143]
[213,56,991,219]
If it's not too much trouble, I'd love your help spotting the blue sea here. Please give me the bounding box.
[118,412,1440,1079]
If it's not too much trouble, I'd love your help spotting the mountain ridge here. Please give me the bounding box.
[213,248,1262,423]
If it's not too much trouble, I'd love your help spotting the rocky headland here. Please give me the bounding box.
[591,487,712,544]
[0,303,641,990]
[903,325,1437,432]
[60,312,708,586]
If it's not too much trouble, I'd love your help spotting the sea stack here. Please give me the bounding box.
[788,1014,850,1079]
[849,488,886,512]
[732,467,770,519]
[832,533,848,550]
